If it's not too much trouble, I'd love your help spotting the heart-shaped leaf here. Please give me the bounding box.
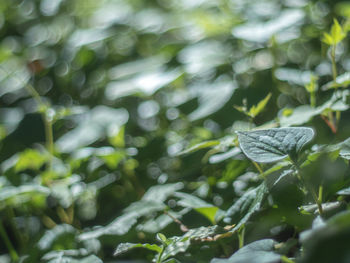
[237,127,314,163]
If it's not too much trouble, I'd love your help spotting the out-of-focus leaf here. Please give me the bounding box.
[105,68,182,100]
[300,211,350,263]
[13,149,48,172]
[275,68,312,86]
[337,186,350,195]
[322,72,350,90]
[108,125,125,148]
[237,127,314,163]
[174,192,222,223]
[42,251,102,263]
[177,140,220,155]
[195,207,219,225]
[248,93,272,118]
[280,90,350,127]
[224,182,268,231]
[322,19,346,45]
[56,106,129,153]
[0,108,24,135]
[271,169,295,187]
[160,225,233,261]
[188,78,236,121]
[0,185,50,203]
[38,224,77,250]
[142,183,184,203]
[232,9,304,43]
[137,209,190,233]
[78,201,166,240]
[211,239,280,263]
[339,137,350,160]
[209,147,241,164]
[114,242,162,256]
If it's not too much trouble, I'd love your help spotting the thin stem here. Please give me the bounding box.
[252,161,264,175]
[331,45,337,82]
[310,92,316,108]
[25,83,54,170]
[294,164,323,216]
[44,118,54,171]
[0,220,19,262]
[0,67,55,171]
[164,210,188,232]
[320,115,337,134]
[156,245,165,263]
[331,44,341,131]
[318,185,323,204]
[238,225,245,249]
[6,208,23,250]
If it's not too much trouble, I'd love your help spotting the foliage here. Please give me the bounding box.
[1,0,350,263]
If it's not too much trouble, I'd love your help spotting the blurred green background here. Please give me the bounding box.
[1,0,350,262]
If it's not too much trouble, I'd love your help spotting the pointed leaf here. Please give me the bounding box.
[249,93,272,118]
[237,127,314,163]
[331,19,346,44]
[211,239,280,263]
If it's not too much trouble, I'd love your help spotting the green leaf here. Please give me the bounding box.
[322,72,350,90]
[160,225,233,261]
[38,224,77,250]
[137,209,190,233]
[248,93,272,118]
[305,75,318,93]
[337,187,350,195]
[174,192,222,223]
[0,185,50,202]
[237,127,314,163]
[42,252,103,263]
[195,206,219,225]
[211,239,280,263]
[156,233,168,244]
[331,19,346,43]
[14,149,48,172]
[114,242,162,256]
[322,32,334,45]
[78,201,166,240]
[339,137,350,160]
[224,182,268,231]
[142,183,184,203]
[178,140,220,155]
[109,125,125,148]
[322,19,346,45]
[299,211,350,263]
[261,161,292,177]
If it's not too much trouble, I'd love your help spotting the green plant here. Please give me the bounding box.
[1,1,350,263]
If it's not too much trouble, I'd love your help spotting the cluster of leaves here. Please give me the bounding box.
[2,0,350,262]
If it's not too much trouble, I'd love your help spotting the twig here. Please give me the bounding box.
[164,210,188,232]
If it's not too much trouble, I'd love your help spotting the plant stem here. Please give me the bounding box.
[318,185,323,205]
[164,210,188,232]
[44,118,54,171]
[238,225,245,249]
[253,161,264,175]
[331,44,341,131]
[0,220,19,262]
[331,45,337,82]
[294,164,323,216]
[156,246,165,263]
[310,92,316,108]
[24,83,54,170]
